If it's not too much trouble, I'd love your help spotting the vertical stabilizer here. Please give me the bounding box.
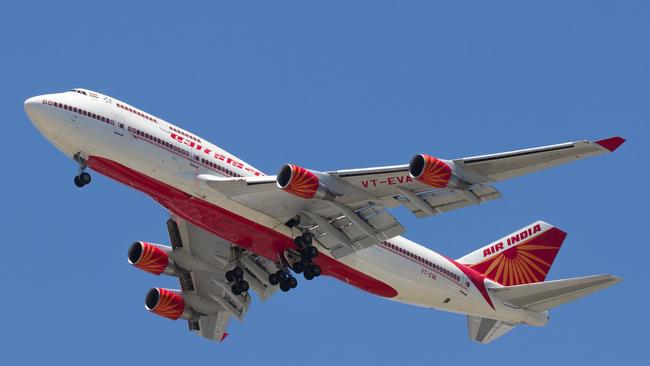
[457,221,567,286]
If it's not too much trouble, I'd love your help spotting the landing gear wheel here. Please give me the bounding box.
[237,280,250,292]
[79,172,91,185]
[277,270,288,281]
[268,273,279,286]
[232,266,244,279]
[292,261,305,274]
[302,232,313,245]
[305,246,319,259]
[311,264,321,277]
[74,176,84,188]
[304,268,315,281]
[294,236,307,249]
[287,276,298,289]
[225,270,235,283]
[231,283,242,296]
[279,281,291,292]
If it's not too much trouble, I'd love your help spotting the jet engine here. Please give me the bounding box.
[144,288,189,320]
[276,164,333,199]
[128,241,176,275]
[409,154,463,189]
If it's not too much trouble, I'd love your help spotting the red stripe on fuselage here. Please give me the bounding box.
[87,156,398,298]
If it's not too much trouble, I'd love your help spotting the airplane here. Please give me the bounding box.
[24,88,625,344]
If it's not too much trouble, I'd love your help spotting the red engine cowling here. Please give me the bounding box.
[144,288,187,320]
[128,241,174,275]
[408,154,453,188]
[277,164,332,199]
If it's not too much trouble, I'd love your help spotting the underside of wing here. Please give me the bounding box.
[133,215,281,342]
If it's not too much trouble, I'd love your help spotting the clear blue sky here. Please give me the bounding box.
[1,1,648,364]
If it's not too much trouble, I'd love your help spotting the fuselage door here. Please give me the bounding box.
[114,116,126,136]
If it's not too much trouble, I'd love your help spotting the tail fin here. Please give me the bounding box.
[457,221,567,286]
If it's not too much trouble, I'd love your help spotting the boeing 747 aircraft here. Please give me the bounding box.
[24,88,624,343]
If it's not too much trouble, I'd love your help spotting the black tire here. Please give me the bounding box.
[302,232,313,245]
[80,172,91,185]
[238,280,250,292]
[225,270,235,283]
[277,270,288,281]
[231,283,242,296]
[287,276,298,289]
[279,281,291,292]
[311,264,321,277]
[232,266,244,279]
[304,267,315,280]
[268,273,279,286]
[294,235,306,249]
[74,176,84,188]
[306,246,319,258]
[292,261,305,274]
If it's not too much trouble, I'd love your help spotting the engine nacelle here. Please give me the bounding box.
[144,288,189,320]
[409,154,462,189]
[128,241,176,276]
[277,164,333,200]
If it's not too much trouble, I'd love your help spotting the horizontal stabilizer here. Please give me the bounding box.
[489,274,622,312]
[467,316,517,344]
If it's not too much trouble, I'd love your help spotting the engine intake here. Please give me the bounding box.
[409,154,453,188]
[128,241,175,275]
[144,288,187,320]
[277,164,332,199]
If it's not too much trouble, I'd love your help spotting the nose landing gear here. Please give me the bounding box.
[73,153,92,188]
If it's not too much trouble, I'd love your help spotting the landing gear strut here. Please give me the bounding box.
[226,266,249,296]
[73,153,92,188]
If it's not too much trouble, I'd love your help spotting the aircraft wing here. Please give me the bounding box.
[200,136,623,258]
[164,214,279,342]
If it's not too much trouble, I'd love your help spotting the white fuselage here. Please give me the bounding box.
[24,89,547,327]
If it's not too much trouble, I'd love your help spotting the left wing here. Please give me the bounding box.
[199,136,623,258]
[160,214,279,342]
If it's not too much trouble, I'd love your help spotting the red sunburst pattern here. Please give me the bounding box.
[152,288,185,320]
[416,155,452,188]
[282,165,319,199]
[468,228,566,286]
[134,242,169,275]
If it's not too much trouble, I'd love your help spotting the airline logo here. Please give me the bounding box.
[467,223,567,286]
[482,224,543,258]
[170,133,263,176]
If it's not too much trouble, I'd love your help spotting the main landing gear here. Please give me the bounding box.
[225,266,250,296]
[268,232,322,293]
[268,269,298,292]
[73,153,92,188]
[293,232,322,281]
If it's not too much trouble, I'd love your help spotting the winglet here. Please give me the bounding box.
[220,332,229,342]
[595,136,625,152]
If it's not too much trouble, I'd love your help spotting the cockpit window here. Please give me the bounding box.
[69,89,87,96]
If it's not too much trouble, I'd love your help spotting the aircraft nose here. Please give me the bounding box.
[24,95,43,118]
